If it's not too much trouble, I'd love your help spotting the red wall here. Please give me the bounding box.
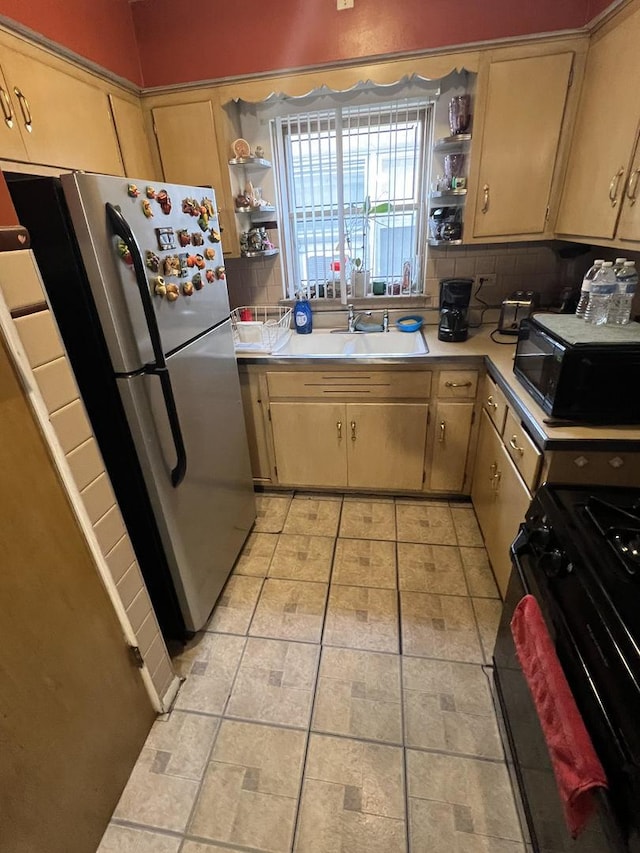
[0,0,143,85]
[132,0,592,87]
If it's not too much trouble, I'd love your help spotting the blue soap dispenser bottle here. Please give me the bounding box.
[294,291,313,334]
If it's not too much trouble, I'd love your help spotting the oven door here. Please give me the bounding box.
[493,528,629,853]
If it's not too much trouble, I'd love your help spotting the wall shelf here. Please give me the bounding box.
[228,156,272,168]
[434,134,472,149]
[428,239,463,247]
[430,189,467,198]
[241,248,280,258]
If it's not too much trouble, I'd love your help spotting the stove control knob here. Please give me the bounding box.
[530,523,552,550]
[540,548,566,578]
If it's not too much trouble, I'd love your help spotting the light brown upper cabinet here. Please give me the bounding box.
[556,7,640,243]
[152,100,236,255]
[470,52,574,239]
[0,47,124,174]
[109,94,158,181]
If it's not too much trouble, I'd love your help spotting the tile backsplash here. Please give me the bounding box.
[225,240,640,322]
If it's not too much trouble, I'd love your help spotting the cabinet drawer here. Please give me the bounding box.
[437,370,478,398]
[482,374,509,434]
[543,450,640,488]
[503,409,542,491]
[267,370,431,400]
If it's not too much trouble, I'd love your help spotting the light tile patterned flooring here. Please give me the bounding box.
[98,493,523,853]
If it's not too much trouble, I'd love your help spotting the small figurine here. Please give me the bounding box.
[157,189,172,215]
[177,229,191,247]
[194,254,205,269]
[127,184,139,198]
[116,239,133,266]
[165,283,180,302]
[182,281,194,296]
[142,199,154,218]
[191,232,204,246]
[254,145,264,159]
[192,272,204,290]
[206,269,215,283]
[145,250,160,272]
[153,276,167,297]
[205,247,216,260]
[215,266,226,280]
[146,186,156,199]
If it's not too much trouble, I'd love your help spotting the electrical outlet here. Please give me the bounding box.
[337,0,354,9]
[476,273,497,290]
[474,273,501,306]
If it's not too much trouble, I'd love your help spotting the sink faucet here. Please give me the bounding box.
[347,304,389,332]
[383,309,389,332]
[347,304,356,332]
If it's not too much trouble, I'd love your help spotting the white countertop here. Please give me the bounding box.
[237,324,640,450]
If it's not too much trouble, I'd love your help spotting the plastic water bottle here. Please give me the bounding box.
[575,259,604,318]
[608,260,638,325]
[584,262,616,325]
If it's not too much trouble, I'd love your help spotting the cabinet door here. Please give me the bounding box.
[270,401,347,487]
[472,52,573,237]
[347,402,428,491]
[109,94,158,180]
[471,409,502,546]
[0,62,28,161]
[153,100,223,186]
[430,401,474,492]
[615,126,640,243]
[556,8,640,240]
[0,49,124,174]
[239,369,272,482]
[491,439,532,598]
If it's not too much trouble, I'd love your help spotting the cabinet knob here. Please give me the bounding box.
[486,394,497,409]
[13,87,33,133]
[508,435,524,456]
[481,183,490,214]
[608,167,625,208]
[350,420,357,442]
[439,421,446,443]
[626,168,640,205]
[336,420,342,439]
[0,86,13,129]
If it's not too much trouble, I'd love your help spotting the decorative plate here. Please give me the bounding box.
[232,138,251,158]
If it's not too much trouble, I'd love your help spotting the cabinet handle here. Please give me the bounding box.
[490,462,497,478]
[0,86,13,128]
[509,435,525,456]
[445,380,472,389]
[626,168,640,205]
[481,183,490,214]
[608,167,625,207]
[350,420,356,442]
[13,87,32,133]
[486,394,498,410]
[492,470,502,495]
[439,421,446,443]
[336,420,342,439]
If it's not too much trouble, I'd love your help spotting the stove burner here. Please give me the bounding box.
[584,497,640,578]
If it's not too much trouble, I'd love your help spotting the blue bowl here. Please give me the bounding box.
[396,315,423,333]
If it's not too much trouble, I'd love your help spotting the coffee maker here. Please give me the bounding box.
[438,278,473,342]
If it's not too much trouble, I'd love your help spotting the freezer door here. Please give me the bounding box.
[61,171,230,373]
[116,319,255,631]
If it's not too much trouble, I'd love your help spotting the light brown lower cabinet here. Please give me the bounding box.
[471,409,531,597]
[270,401,428,490]
[429,401,475,492]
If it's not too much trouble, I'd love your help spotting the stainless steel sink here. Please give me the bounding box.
[271,329,428,357]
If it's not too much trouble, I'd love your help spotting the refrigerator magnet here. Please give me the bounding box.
[177,229,191,247]
[145,250,160,272]
[205,247,215,260]
[192,272,203,290]
[194,254,205,269]
[127,183,140,198]
[157,190,172,215]
[191,232,204,246]
[142,199,154,218]
[182,280,194,296]
[178,253,190,277]
[206,269,215,283]
[201,197,214,217]
[153,276,167,297]
[116,239,133,266]
[146,186,156,199]
[182,197,199,217]
[208,228,221,243]
[163,255,181,276]
[155,227,176,250]
[165,283,179,301]
[215,266,226,280]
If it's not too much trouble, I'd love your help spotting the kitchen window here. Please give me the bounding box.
[271,96,433,300]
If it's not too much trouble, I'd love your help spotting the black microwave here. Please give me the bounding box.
[513,315,640,424]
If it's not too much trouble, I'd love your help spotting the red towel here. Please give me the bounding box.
[510,594,608,838]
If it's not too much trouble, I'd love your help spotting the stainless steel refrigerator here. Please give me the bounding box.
[8,172,255,636]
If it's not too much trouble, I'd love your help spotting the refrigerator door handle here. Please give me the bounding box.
[106,202,187,488]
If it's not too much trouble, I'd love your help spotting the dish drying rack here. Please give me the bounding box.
[231,305,292,352]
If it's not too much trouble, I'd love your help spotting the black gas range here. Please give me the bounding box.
[493,484,640,853]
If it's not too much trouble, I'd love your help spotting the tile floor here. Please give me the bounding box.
[98,493,523,853]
